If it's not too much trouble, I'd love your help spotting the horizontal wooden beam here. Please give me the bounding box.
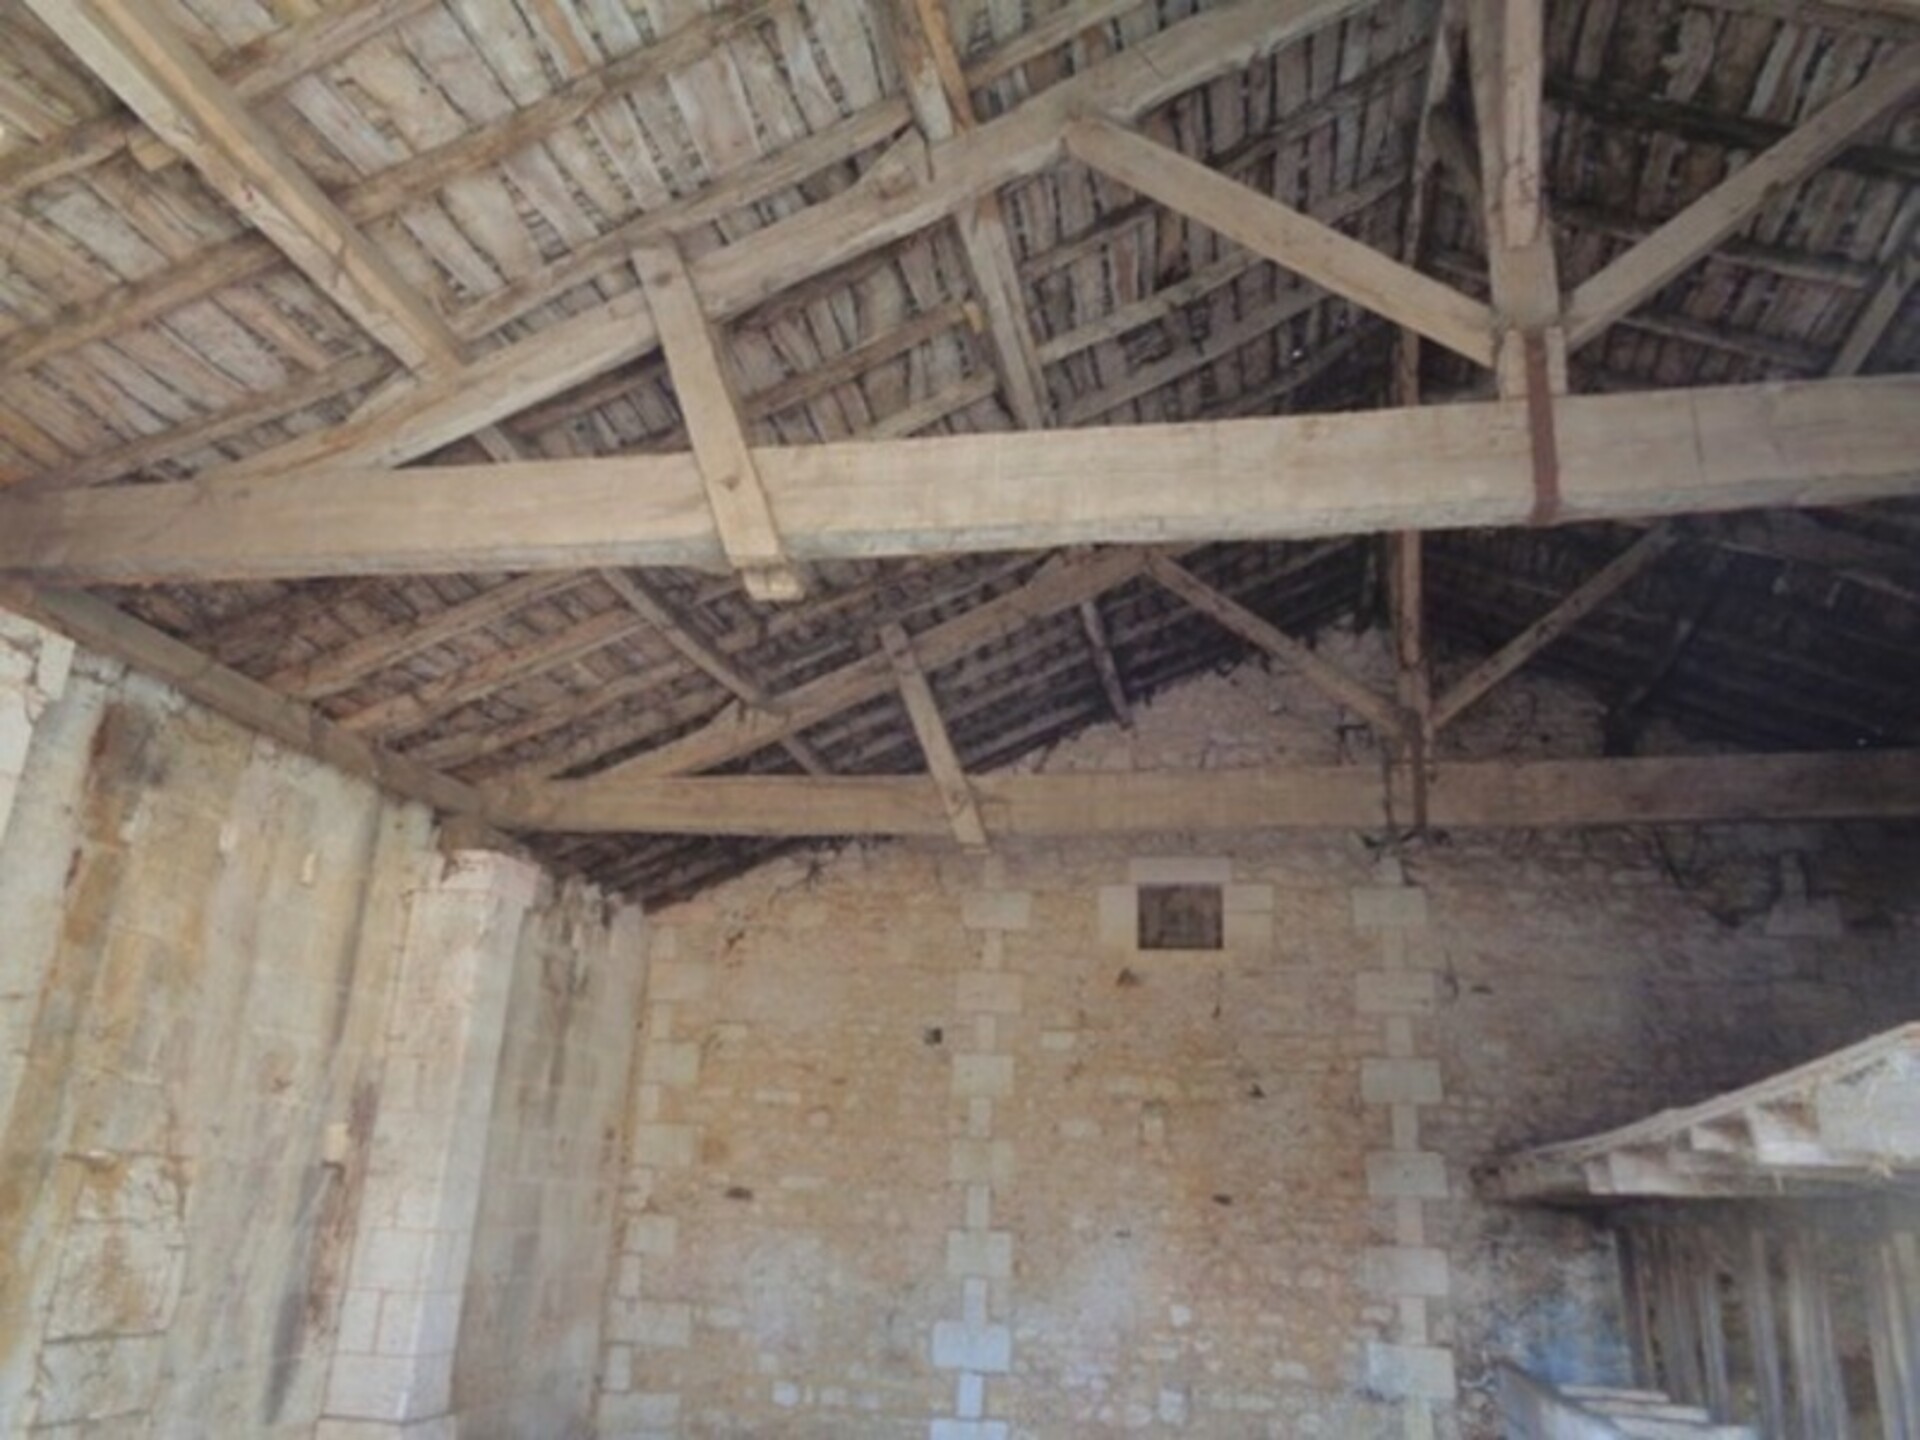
[6,376,1918,584]
[485,749,1920,835]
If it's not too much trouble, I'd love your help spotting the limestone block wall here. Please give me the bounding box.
[451,884,647,1439]
[0,615,646,1438]
[596,644,1920,1439]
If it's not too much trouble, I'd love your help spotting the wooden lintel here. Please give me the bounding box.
[1433,525,1680,731]
[634,240,804,601]
[879,623,990,850]
[484,749,1920,836]
[24,0,464,377]
[1064,114,1498,366]
[1564,44,1920,349]
[1146,554,1408,742]
[6,377,1920,584]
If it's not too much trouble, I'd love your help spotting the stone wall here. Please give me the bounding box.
[0,614,646,1438]
[597,637,1920,1439]
[452,883,646,1439]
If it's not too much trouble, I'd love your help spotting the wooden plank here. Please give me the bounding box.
[1739,1227,1788,1440]
[23,0,464,376]
[1431,527,1679,731]
[1783,1231,1851,1439]
[0,581,482,817]
[8,377,1920,584]
[0,0,439,200]
[880,622,990,849]
[484,748,1920,834]
[1830,216,1918,376]
[1078,599,1132,727]
[1147,554,1408,742]
[634,240,802,600]
[1564,45,1920,348]
[1063,115,1497,365]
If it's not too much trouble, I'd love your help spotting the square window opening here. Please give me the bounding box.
[1137,883,1224,951]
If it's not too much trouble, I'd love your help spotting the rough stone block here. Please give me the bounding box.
[956,970,1023,1015]
[950,1053,1014,1099]
[1365,1151,1449,1200]
[955,1371,986,1418]
[45,1222,183,1339]
[931,1320,1012,1373]
[598,1390,681,1430]
[1351,886,1429,930]
[30,1337,163,1425]
[1365,1341,1456,1401]
[1361,1058,1443,1106]
[946,1229,1014,1278]
[1097,886,1137,950]
[1223,909,1271,953]
[1356,971,1437,1015]
[961,891,1031,931]
[1222,883,1274,913]
[1128,857,1231,885]
[1361,1246,1451,1299]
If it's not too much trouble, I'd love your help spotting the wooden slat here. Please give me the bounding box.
[1064,115,1498,366]
[1431,527,1679,731]
[1146,554,1408,741]
[568,548,1151,782]
[888,0,1051,428]
[1564,45,1920,348]
[880,622,990,849]
[634,240,802,600]
[23,0,463,375]
[0,582,482,817]
[7,377,1920,583]
[485,748,1920,834]
[597,568,826,774]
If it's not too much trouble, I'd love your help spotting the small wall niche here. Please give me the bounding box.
[1136,883,1224,952]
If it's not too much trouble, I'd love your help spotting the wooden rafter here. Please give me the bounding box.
[1432,526,1680,732]
[596,569,827,775]
[0,582,482,820]
[1078,600,1132,728]
[24,0,463,377]
[887,0,1051,429]
[634,239,803,601]
[8,377,1919,585]
[483,749,1920,836]
[1065,114,1497,366]
[1564,44,1920,349]
[880,622,990,850]
[1831,205,1920,376]
[1146,554,1408,743]
[547,548,1151,785]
